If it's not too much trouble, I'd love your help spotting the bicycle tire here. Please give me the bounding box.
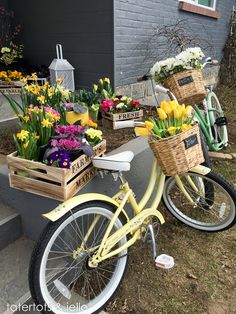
[163,171,236,232]
[208,92,228,148]
[29,201,128,314]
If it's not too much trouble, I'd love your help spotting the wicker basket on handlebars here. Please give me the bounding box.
[163,69,206,104]
[149,123,204,176]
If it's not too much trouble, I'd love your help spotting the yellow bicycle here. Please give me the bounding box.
[29,121,236,314]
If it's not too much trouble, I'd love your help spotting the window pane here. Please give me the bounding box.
[198,0,214,7]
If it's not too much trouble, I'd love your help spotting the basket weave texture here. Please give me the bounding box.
[163,69,206,104]
[149,124,204,176]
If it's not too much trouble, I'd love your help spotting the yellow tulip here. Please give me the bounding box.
[169,100,178,111]
[157,108,167,120]
[135,127,149,137]
[145,121,154,130]
[183,105,192,117]
[181,124,192,132]
[168,126,177,136]
[160,101,172,115]
[104,77,110,84]
[173,108,182,119]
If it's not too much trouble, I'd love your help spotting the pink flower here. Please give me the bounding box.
[51,138,82,150]
[55,125,84,136]
[101,100,114,112]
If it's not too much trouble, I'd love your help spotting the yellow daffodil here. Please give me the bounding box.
[56,77,64,84]
[16,130,29,141]
[181,124,192,132]
[135,127,149,137]
[145,121,154,130]
[41,118,53,128]
[23,141,29,149]
[99,78,104,85]
[168,126,177,136]
[160,101,172,115]
[23,115,30,123]
[37,95,45,104]
[31,72,38,80]
[93,84,98,92]
[157,108,167,120]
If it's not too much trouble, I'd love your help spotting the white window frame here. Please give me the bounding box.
[179,0,217,11]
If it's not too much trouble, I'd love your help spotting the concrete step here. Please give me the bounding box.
[0,200,22,251]
[0,236,35,314]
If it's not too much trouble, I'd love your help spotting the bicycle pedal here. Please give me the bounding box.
[155,254,174,269]
[215,116,227,126]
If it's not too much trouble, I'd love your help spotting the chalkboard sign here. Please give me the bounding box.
[178,76,193,86]
[184,134,198,149]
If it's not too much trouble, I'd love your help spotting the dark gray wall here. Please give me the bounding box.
[114,0,236,86]
[8,0,114,89]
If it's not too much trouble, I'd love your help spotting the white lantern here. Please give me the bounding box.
[49,44,75,91]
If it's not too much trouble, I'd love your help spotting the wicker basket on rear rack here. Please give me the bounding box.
[149,123,204,176]
[163,69,206,104]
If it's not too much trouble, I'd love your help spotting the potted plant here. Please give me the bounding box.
[150,47,206,104]
[101,95,143,128]
[75,89,100,122]
[135,100,204,176]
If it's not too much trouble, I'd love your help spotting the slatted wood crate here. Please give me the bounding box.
[102,110,143,129]
[7,140,106,201]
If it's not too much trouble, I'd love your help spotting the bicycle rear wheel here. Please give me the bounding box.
[208,92,228,148]
[29,201,128,314]
[163,171,236,232]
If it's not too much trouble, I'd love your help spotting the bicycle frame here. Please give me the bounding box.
[193,90,226,151]
[42,160,210,269]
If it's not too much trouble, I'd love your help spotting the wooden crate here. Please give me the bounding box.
[102,109,143,129]
[7,140,106,201]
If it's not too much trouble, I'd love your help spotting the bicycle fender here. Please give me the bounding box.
[190,164,211,175]
[43,193,121,222]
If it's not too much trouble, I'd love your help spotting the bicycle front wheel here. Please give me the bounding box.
[208,92,228,148]
[29,201,128,314]
[163,171,236,232]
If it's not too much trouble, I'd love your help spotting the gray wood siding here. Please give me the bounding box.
[114,0,236,86]
[8,0,114,89]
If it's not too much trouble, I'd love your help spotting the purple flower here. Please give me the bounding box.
[47,150,71,169]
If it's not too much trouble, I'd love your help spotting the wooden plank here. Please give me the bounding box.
[102,110,143,122]
[64,166,97,200]
[9,174,65,201]
[67,140,106,182]
[208,152,233,160]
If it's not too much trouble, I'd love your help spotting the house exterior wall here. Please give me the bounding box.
[7,0,114,89]
[114,0,236,87]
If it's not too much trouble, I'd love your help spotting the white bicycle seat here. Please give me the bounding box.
[92,151,134,171]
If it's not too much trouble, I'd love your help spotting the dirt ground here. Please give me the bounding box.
[0,86,236,314]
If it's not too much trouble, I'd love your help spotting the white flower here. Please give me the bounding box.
[150,61,161,76]
[116,102,127,109]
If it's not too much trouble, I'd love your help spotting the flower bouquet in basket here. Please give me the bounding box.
[135,100,204,176]
[150,47,206,104]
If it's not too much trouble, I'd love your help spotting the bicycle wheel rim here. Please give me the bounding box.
[39,206,128,314]
[163,173,235,231]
